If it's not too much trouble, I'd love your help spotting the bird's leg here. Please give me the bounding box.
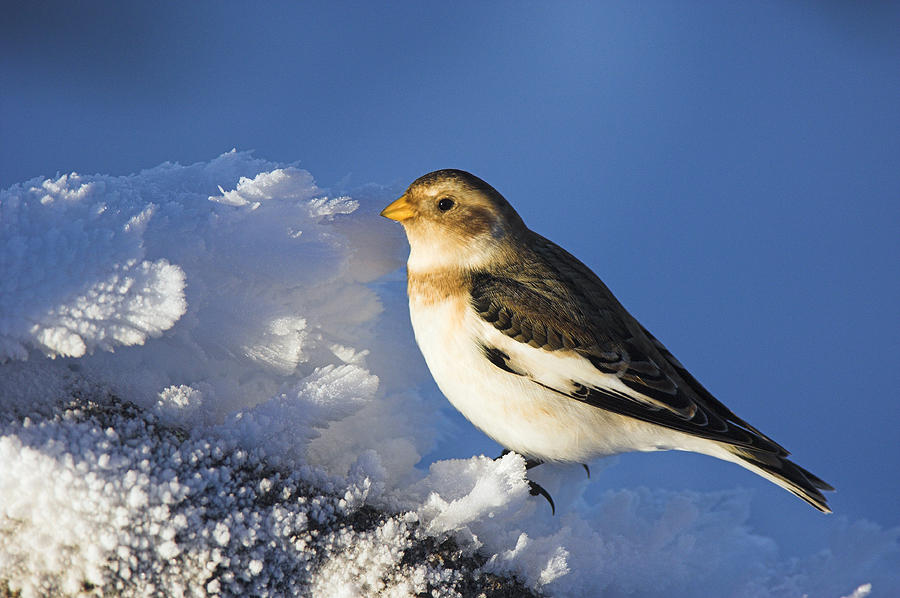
[582,463,590,479]
[497,450,555,515]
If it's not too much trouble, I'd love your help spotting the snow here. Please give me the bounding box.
[1,152,897,597]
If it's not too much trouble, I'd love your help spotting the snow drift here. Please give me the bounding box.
[0,152,896,597]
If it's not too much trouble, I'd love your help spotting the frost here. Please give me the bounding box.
[0,175,187,359]
[843,584,873,598]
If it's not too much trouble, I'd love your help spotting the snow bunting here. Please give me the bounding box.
[382,169,833,513]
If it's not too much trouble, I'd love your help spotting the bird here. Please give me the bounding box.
[381,169,833,513]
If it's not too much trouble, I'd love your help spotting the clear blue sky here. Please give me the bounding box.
[3,1,899,551]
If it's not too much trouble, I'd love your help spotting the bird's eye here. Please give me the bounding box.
[437,198,455,212]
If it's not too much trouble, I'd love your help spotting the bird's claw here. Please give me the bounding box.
[528,479,556,515]
[498,450,556,514]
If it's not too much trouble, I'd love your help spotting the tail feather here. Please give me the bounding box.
[725,446,833,513]
[800,466,835,492]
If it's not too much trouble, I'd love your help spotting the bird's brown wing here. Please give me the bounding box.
[469,232,787,455]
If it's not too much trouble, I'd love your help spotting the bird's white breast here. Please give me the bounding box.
[407,291,696,463]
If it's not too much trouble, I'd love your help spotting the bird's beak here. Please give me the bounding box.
[380,194,415,222]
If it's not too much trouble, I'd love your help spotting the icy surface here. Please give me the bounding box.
[1,153,897,597]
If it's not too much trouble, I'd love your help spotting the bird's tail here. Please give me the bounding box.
[721,446,834,513]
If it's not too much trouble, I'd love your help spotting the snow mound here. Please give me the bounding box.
[1,153,897,597]
[0,387,537,598]
[0,173,187,359]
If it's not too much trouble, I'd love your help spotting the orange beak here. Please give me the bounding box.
[380,194,415,222]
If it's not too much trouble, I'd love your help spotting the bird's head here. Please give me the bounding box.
[381,169,526,272]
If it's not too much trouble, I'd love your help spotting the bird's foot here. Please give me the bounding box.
[498,450,555,514]
[527,479,556,515]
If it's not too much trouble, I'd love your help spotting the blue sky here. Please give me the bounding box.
[3,1,899,553]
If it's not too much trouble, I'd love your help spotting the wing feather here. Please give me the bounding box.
[470,232,787,455]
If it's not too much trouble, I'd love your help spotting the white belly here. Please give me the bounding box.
[408,296,694,463]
